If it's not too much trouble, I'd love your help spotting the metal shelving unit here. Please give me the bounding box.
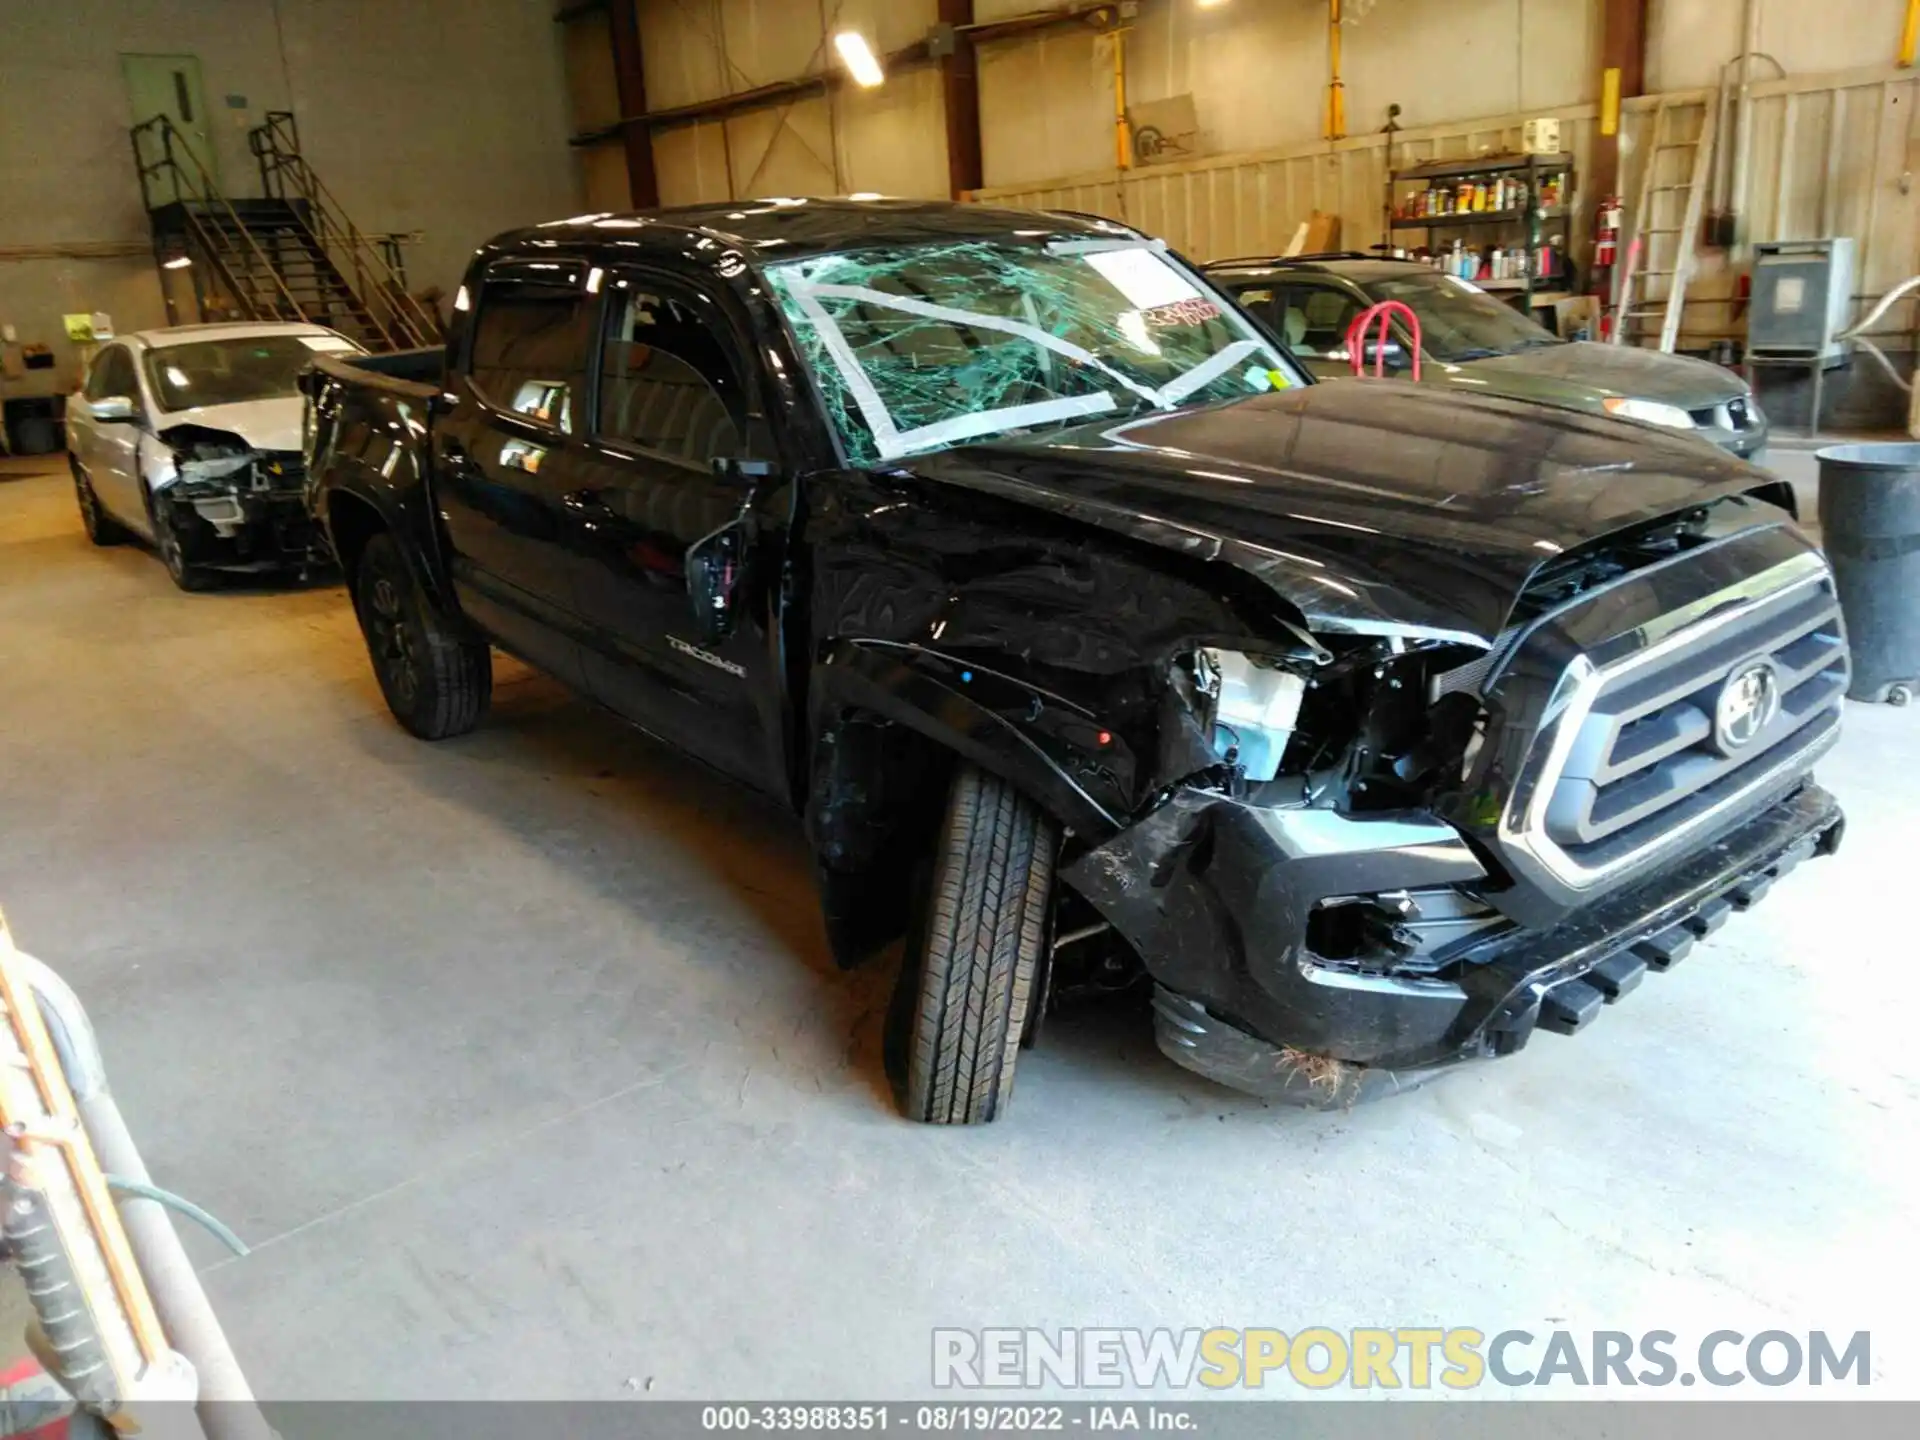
[1389,152,1575,313]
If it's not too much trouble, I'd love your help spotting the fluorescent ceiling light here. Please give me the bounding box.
[834,31,884,87]
[162,255,192,269]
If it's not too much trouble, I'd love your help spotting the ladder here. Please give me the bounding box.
[1611,94,1718,352]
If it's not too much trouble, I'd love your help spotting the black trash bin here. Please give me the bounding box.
[3,396,67,456]
[1816,442,1920,705]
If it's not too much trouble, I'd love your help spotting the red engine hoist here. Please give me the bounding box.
[1343,301,1422,382]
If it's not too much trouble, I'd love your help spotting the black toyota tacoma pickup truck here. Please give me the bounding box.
[302,199,1846,1123]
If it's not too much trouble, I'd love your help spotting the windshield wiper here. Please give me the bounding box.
[1445,346,1505,362]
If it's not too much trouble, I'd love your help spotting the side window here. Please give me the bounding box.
[467,264,592,432]
[87,346,136,401]
[1279,285,1365,359]
[596,276,749,465]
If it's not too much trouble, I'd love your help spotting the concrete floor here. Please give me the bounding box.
[0,450,1914,1399]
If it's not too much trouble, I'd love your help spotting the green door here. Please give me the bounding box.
[122,54,217,205]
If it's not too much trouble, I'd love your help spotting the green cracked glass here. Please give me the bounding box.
[765,239,1297,466]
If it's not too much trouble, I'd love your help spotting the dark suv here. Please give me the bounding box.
[1207,254,1768,460]
[302,200,1841,1122]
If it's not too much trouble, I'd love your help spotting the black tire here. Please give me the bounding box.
[885,764,1058,1124]
[352,532,491,739]
[71,462,124,546]
[147,492,216,591]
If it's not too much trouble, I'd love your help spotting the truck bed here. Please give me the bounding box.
[310,346,445,396]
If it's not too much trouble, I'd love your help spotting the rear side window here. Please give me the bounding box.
[468,263,592,432]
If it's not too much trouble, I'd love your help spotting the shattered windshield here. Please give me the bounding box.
[144,335,358,412]
[764,238,1301,465]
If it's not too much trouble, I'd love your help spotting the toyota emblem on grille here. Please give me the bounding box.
[1714,659,1781,753]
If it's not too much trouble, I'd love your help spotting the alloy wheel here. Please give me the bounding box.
[366,573,421,709]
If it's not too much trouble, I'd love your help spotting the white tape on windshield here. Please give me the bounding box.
[801,281,1163,407]
[1044,237,1168,256]
[1155,339,1261,407]
[784,280,908,457]
[886,391,1117,457]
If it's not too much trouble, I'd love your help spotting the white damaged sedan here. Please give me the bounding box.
[65,321,362,590]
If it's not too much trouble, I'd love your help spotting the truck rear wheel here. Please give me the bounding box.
[353,532,491,739]
[886,764,1057,1124]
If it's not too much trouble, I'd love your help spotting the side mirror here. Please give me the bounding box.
[1363,339,1409,371]
[685,522,743,645]
[89,395,137,423]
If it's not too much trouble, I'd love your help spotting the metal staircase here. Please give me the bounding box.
[131,111,438,351]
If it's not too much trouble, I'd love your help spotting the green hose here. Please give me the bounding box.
[105,1176,249,1258]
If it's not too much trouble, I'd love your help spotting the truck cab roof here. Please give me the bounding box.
[489,197,1141,262]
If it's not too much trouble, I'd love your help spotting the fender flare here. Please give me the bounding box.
[320,466,463,623]
[809,639,1122,841]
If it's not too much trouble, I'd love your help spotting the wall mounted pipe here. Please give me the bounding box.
[1728,0,1762,247]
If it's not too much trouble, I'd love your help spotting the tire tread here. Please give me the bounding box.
[902,766,1055,1124]
[356,533,490,740]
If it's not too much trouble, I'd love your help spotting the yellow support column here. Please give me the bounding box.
[1326,0,1347,141]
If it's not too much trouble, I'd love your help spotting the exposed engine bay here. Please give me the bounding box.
[153,424,320,576]
[1041,499,1842,1101]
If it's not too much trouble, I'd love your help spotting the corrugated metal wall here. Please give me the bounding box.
[974,64,1920,342]
[607,1,1917,341]
[636,0,950,206]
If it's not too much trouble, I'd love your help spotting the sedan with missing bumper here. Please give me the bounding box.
[65,321,362,590]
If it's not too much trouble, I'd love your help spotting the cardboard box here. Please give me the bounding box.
[1284,210,1342,256]
[1548,295,1600,341]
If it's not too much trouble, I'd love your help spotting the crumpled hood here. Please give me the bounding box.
[1463,341,1749,408]
[908,380,1782,643]
[156,396,304,453]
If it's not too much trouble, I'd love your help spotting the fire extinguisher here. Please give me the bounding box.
[1594,195,1622,268]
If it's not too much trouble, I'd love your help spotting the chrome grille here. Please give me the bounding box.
[1537,570,1847,874]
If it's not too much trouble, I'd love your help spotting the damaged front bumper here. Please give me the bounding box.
[159,486,317,572]
[157,452,317,574]
[1062,781,1843,1104]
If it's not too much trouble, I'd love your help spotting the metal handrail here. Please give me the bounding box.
[129,114,314,328]
[249,111,438,349]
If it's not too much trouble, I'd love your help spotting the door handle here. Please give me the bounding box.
[437,440,475,477]
[563,489,613,516]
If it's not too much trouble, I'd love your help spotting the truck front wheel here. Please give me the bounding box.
[353,532,491,739]
[886,764,1057,1124]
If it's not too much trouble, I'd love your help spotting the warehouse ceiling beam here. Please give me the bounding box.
[939,0,984,198]
[568,1,1118,146]
[604,1,659,208]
